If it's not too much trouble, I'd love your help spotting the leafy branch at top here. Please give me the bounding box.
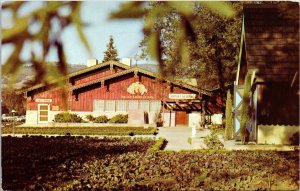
[2,2,90,89]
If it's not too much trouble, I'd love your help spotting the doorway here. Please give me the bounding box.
[38,104,49,123]
[175,111,188,126]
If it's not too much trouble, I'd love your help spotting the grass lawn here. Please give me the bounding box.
[2,136,299,190]
[2,126,158,135]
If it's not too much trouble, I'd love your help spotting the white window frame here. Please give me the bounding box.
[150,101,161,112]
[105,100,116,112]
[93,100,105,112]
[139,100,150,112]
[128,100,139,111]
[116,100,127,112]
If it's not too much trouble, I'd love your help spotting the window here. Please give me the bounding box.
[150,101,161,112]
[139,100,149,112]
[105,100,115,111]
[128,100,138,110]
[116,100,127,111]
[93,100,104,112]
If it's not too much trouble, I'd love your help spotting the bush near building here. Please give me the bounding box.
[54,112,83,123]
[85,114,95,122]
[94,115,109,123]
[109,114,128,123]
[240,72,252,143]
[2,126,158,136]
[225,90,233,140]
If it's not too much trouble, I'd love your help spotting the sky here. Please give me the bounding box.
[1,1,151,66]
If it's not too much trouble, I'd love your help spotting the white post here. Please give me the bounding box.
[11,109,16,136]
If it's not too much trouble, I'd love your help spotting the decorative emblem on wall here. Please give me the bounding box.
[127,82,148,95]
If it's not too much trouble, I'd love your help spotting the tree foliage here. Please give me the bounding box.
[225,90,233,140]
[1,88,26,115]
[2,2,89,88]
[2,2,91,110]
[102,36,120,63]
[112,2,242,91]
[240,72,252,143]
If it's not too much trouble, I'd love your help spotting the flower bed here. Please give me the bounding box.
[2,126,158,135]
[2,136,299,191]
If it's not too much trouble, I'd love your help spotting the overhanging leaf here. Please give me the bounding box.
[110,2,146,19]
[2,41,23,76]
[167,2,195,17]
[71,2,92,55]
[147,32,160,61]
[2,16,31,43]
[201,2,235,18]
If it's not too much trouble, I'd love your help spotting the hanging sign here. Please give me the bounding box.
[35,99,52,103]
[169,94,196,99]
[52,106,59,111]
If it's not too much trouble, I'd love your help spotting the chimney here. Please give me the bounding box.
[120,57,131,66]
[87,59,98,67]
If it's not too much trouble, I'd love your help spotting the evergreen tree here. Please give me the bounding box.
[102,36,119,63]
[225,90,233,140]
[240,72,251,144]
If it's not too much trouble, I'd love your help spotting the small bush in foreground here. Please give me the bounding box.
[94,115,109,123]
[54,112,82,123]
[109,114,128,123]
[204,131,224,149]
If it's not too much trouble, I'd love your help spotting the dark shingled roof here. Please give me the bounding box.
[243,4,299,83]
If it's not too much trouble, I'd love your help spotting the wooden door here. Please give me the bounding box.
[175,111,188,126]
[38,104,49,123]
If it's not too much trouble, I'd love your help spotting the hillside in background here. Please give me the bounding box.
[2,64,87,89]
[2,63,159,89]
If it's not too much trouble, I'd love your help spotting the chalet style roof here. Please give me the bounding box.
[23,61,130,93]
[23,61,212,96]
[239,3,299,83]
[68,60,130,78]
[71,66,212,96]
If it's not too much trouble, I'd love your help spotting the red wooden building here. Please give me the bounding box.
[24,60,212,126]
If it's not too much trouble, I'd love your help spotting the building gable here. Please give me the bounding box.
[237,4,299,84]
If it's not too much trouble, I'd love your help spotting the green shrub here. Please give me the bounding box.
[94,115,109,123]
[85,114,95,122]
[54,112,82,123]
[225,90,233,140]
[188,137,192,145]
[240,72,251,144]
[204,131,224,149]
[109,114,128,123]
[147,137,167,152]
[2,126,158,135]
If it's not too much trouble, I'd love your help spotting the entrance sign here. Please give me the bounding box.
[169,94,196,99]
[36,99,52,103]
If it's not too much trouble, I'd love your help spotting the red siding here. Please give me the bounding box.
[74,67,123,85]
[27,87,68,110]
[27,73,200,112]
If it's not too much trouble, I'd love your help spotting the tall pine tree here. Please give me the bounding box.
[102,35,119,63]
